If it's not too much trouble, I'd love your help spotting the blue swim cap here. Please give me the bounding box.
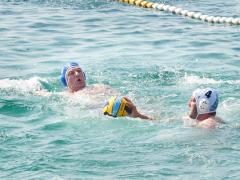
[60,62,81,86]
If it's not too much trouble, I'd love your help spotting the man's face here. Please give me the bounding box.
[188,97,198,119]
[66,67,86,92]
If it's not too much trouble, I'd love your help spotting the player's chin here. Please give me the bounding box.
[189,112,197,119]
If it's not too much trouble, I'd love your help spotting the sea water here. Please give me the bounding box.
[0,0,240,179]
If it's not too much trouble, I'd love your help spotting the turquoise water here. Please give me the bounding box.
[0,0,240,179]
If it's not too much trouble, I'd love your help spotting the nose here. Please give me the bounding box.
[75,71,80,76]
[188,100,192,108]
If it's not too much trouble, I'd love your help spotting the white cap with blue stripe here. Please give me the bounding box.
[192,88,218,115]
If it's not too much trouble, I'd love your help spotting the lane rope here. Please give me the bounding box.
[115,0,240,25]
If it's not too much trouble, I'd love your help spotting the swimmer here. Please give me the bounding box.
[103,96,153,120]
[187,88,224,128]
[61,62,153,120]
[36,61,116,99]
[60,62,119,96]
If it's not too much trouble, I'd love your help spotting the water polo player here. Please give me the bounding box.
[60,62,153,120]
[188,88,223,128]
[103,96,153,120]
[60,62,118,96]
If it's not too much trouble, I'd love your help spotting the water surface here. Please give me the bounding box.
[0,0,240,179]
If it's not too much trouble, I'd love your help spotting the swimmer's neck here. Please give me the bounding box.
[197,112,216,121]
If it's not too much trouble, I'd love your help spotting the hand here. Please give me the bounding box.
[188,97,197,119]
[124,97,154,120]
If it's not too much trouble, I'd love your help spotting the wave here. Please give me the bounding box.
[222,97,240,111]
[1,73,239,95]
[181,75,240,85]
[0,76,48,93]
[0,77,115,112]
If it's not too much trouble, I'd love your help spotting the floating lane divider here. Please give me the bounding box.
[116,0,240,25]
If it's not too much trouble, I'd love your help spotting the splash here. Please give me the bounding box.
[0,76,48,93]
[182,75,240,85]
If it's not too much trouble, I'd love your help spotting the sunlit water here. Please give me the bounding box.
[0,0,240,179]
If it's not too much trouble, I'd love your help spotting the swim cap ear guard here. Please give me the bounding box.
[103,96,132,117]
[60,62,86,87]
[198,98,210,114]
[193,88,218,115]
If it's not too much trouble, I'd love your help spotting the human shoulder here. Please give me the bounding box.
[92,84,112,89]
[197,117,218,129]
[87,84,118,95]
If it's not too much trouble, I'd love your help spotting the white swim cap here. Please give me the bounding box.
[192,88,218,115]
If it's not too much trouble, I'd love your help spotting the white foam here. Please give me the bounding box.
[222,98,240,111]
[0,77,48,92]
[182,75,219,84]
[182,75,240,85]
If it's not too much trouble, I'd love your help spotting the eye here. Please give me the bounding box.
[68,71,74,76]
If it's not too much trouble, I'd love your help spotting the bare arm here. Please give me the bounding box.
[124,97,154,120]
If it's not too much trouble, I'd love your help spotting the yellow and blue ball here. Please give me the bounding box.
[103,96,132,117]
